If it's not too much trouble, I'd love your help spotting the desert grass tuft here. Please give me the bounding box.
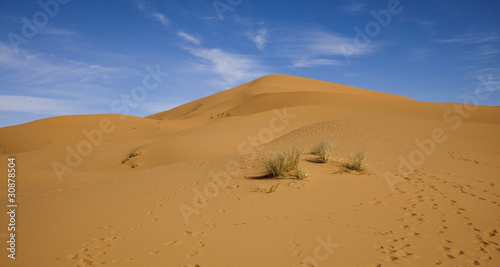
[341,149,367,172]
[264,147,306,179]
[311,140,332,163]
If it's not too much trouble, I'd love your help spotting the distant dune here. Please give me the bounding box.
[1,74,499,266]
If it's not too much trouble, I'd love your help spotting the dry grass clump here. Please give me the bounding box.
[341,149,367,172]
[264,147,307,179]
[311,140,332,163]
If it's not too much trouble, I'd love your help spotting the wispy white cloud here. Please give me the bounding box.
[134,0,169,28]
[248,28,267,50]
[439,31,500,65]
[0,95,80,115]
[340,2,365,15]
[454,70,500,102]
[40,27,77,37]
[0,42,137,95]
[152,12,169,27]
[474,45,500,57]
[409,48,432,62]
[178,31,201,45]
[291,58,343,68]
[413,19,435,28]
[268,27,374,67]
[440,31,500,101]
[438,32,500,45]
[135,0,151,11]
[344,72,362,77]
[185,47,267,88]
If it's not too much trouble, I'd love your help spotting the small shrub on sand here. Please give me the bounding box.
[264,147,306,179]
[341,149,367,172]
[122,152,142,164]
[311,140,332,163]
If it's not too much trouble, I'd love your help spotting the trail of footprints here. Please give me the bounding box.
[60,165,499,266]
[62,187,208,267]
[62,230,126,266]
[368,169,500,266]
[417,171,500,265]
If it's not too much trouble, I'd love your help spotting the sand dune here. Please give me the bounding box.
[1,74,499,266]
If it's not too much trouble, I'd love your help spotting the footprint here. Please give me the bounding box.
[183,230,203,237]
[369,200,385,205]
[450,249,464,256]
[480,256,492,262]
[65,253,79,260]
[111,258,134,263]
[149,249,160,255]
[382,255,399,262]
[104,236,117,242]
[406,231,420,237]
[185,251,199,258]
[483,229,497,237]
[443,254,455,259]
[92,244,111,250]
[163,241,180,246]
[94,251,106,258]
[291,250,302,256]
[395,250,410,257]
[76,258,93,266]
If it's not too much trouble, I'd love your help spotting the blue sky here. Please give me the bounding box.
[0,0,499,127]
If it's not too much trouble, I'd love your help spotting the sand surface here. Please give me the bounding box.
[1,74,499,266]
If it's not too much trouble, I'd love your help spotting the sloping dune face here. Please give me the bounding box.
[1,74,500,267]
[147,74,414,121]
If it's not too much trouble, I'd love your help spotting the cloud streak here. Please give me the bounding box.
[268,27,374,67]
[0,95,80,115]
[135,0,169,28]
[438,32,500,45]
[291,58,343,68]
[340,2,365,15]
[185,47,266,88]
[178,31,201,45]
[0,43,135,86]
[152,12,169,27]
